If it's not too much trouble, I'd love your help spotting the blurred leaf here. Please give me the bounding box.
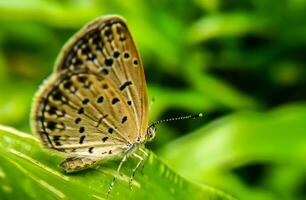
[0,80,36,131]
[0,125,235,200]
[183,52,260,110]
[0,49,7,79]
[194,0,220,12]
[188,13,268,43]
[0,0,102,28]
[159,103,306,200]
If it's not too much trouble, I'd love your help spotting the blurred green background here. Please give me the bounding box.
[0,0,305,199]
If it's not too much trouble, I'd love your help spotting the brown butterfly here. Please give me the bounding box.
[31,15,202,194]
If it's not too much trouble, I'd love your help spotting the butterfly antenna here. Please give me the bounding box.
[149,113,203,127]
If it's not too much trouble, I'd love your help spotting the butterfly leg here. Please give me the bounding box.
[108,155,127,195]
[129,153,144,190]
[139,147,148,157]
[139,148,148,175]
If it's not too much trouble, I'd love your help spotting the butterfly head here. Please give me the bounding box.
[146,125,156,142]
[145,113,204,142]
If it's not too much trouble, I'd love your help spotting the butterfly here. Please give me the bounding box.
[31,15,202,194]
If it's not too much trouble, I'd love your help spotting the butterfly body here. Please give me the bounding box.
[59,142,143,173]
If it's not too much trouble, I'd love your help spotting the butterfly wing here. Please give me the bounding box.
[31,16,148,160]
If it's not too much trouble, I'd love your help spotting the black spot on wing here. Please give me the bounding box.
[52,90,63,101]
[75,118,81,124]
[82,98,90,105]
[77,76,87,83]
[121,116,127,124]
[89,147,94,153]
[133,59,138,65]
[113,51,120,58]
[124,52,130,59]
[101,69,109,75]
[53,135,62,146]
[102,84,108,90]
[79,135,86,144]
[102,136,109,142]
[79,127,85,133]
[78,107,84,114]
[104,58,113,67]
[112,98,119,105]
[119,81,132,91]
[48,106,57,115]
[47,121,57,131]
[97,96,104,103]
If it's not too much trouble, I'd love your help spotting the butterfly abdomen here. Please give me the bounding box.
[59,157,98,173]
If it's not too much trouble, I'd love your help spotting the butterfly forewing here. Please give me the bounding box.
[31,16,148,160]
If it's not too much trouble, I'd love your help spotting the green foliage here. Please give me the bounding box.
[0,0,305,199]
[159,103,306,200]
[0,126,235,200]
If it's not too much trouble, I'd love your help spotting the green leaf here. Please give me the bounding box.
[187,13,268,43]
[0,125,235,200]
[159,103,306,200]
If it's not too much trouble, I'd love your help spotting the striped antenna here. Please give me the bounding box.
[149,113,203,128]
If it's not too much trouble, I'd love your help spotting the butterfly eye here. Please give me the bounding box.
[146,126,156,141]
